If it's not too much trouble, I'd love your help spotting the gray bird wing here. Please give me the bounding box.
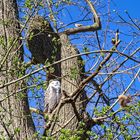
[44,87,50,113]
[56,87,61,104]
[48,88,57,113]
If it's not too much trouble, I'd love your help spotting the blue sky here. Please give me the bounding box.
[112,0,140,18]
[20,0,140,135]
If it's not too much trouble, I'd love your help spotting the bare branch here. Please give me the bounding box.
[60,0,101,35]
[108,67,140,111]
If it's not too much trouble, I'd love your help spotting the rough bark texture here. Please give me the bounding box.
[0,0,36,139]
[48,34,86,138]
[60,34,85,128]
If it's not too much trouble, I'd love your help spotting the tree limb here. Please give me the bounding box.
[59,0,101,35]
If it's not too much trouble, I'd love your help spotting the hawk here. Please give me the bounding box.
[44,80,61,113]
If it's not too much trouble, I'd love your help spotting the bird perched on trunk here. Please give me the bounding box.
[44,80,61,113]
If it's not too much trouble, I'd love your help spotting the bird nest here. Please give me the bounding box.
[27,16,61,64]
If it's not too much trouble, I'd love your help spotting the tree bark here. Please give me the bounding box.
[47,34,86,138]
[0,0,36,139]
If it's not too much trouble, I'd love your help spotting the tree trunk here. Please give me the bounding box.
[48,34,86,138]
[0,0,36,139]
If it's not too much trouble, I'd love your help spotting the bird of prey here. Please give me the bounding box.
[44,80,61,113]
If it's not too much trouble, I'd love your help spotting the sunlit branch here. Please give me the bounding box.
[0,83,45,103]
[51,115,76,136]
[101,47,140,86]
[108,67,140,111]
[60,0,101,35]
[0,2,40,71]
[125,11,140,30]
[0,49,139,89]
[46,0,57,32]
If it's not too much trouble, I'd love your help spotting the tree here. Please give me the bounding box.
[0,0,139,139]
[0,0,36,139]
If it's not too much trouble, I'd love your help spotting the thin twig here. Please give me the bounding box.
[0,49,139,89]
[60,0,101,35]
[108,67,140,111]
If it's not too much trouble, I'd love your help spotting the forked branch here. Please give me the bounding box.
[60,0,101,35]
